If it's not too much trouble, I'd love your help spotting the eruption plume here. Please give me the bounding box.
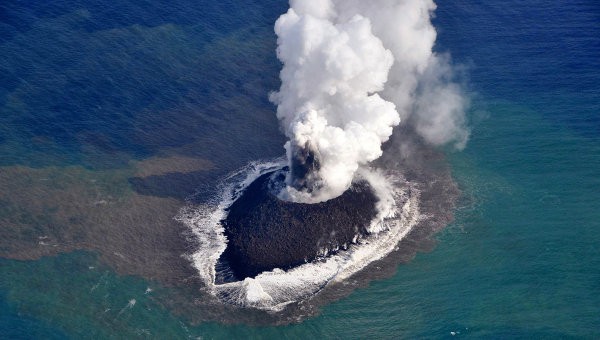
[271,0,468,203]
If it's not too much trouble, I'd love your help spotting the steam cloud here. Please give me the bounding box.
[271,0,469,203]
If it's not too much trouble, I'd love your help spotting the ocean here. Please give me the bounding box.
[1,0,599,338]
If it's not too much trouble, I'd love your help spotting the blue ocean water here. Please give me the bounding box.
[0,0,599,338]
[0,295,67,339]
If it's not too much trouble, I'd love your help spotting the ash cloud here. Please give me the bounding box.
[271,0,469,203]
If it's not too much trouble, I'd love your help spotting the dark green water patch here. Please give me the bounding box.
[0,252,196,338]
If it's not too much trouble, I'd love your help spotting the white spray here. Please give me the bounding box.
[271,0,468,203]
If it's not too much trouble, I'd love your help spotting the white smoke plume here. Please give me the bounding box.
[271,0,469,203]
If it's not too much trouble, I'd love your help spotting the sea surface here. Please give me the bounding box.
[1,0,599,338]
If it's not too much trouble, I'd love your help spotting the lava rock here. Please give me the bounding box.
[220,169,378,281]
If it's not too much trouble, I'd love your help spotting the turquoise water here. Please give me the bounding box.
[1,0,599,338]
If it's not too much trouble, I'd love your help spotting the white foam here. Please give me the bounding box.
[177,160,420,311]
[176,160,285,286]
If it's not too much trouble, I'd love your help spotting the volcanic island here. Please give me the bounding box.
[217,168,379,282]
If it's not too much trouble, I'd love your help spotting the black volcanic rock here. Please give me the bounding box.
[220,169,378,281]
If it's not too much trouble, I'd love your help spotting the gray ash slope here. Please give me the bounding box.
[219,169,378,281]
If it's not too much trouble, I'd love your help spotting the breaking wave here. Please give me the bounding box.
[177,160,421,311]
